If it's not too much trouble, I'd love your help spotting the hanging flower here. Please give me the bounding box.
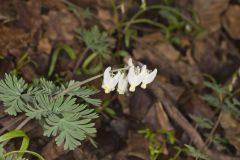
[117,73,128,94]
[128,58,133,67]
[141,68,157,89]
[101,67,120,93]
[127,65,146,92]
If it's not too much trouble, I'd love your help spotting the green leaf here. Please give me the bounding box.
[76,26,112,55]
[82,53,103,75]
[0,74,30,115]
[26,94,61,119]
[223,98,240,116]
[27,94,98,150]
[189,114,214,129]
[203,81,228,94]
[0,130,29,158]
[124,29,137,48]
[201,94,221,109]
[44,109,98,150]
[184,144,209,160]
[114,50,129,57]
[33,78,58,96]
[62,81,101,106]
[48,45,77,77]
[209,134,228,146]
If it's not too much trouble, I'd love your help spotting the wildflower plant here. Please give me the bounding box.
[0,58,157,151]
[0,75,100,150]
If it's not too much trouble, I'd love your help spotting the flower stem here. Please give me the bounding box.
[56,67,129,97]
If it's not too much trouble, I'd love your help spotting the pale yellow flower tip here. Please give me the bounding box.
[129,85,136,92]
[117,89,124,94]
[104,88,111,94]
[141,83,147,89]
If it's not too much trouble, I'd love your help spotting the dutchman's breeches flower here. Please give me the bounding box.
[102,58,157,94]
[141,68,157,89]
[127,65,146,92]
[101,67,120,93]
[117,73,128,94]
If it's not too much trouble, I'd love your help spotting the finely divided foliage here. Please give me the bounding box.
[61,80,101,106]
[0,74,37,116]
[0,74,100,150]
[76,26,112,55]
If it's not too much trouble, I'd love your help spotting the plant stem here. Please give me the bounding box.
[56,67,129,97]
[205,93,224,147]
[15,117,32,130]
[124,18,168,31]
[123,5,202,33]
[205,111,223,147]
[73,48,89,74]
[0,115,25,134]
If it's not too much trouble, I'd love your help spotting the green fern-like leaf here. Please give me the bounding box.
[0,74,30,115]
[184,144,209,160]
[26,94,62,119]
[62,80,101,106]
[201,94,221,109]
[76,26,112,55]
[33,78,58,95]
[0,74,99,151]
[223,98,240,116]
[26,94,98,150]
[43,104,98,150]
[189,114,214,129]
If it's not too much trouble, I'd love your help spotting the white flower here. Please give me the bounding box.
[141,68,157,89]
[128,58,133,67]
[127,65,146,92]
[102,67,120,93]
[117,73,128,94]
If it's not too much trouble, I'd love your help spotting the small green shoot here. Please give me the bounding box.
[139,128,176,160]
[0,130,44,160]
[48,44,77,77]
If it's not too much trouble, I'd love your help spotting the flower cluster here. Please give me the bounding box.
[101,59,157,94]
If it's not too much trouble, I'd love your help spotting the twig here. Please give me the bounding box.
[0,115,25,134]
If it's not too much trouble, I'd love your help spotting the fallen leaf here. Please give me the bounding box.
[38,38,52,54]
[193,0,229,33]
[220,112,240,151]
[43,10,79,42]
[222,5,240,40]
[127,131,149,160]
[72,148,97,160]
[0,26,30,56]
[42,139,68,160]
